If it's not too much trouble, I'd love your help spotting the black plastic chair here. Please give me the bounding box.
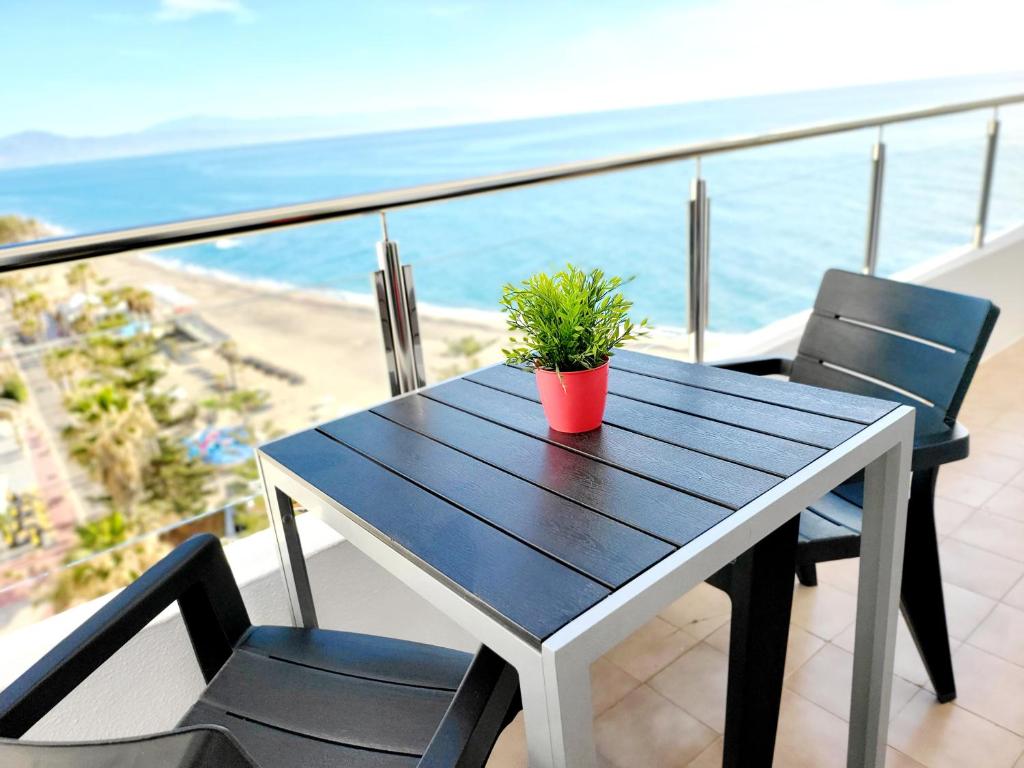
[716,268,999,706]
[0,534,522,768]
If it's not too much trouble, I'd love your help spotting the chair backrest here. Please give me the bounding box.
[0,725,260,768]
[790,269,999,437]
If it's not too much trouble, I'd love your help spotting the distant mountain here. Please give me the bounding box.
[0,107,460,170]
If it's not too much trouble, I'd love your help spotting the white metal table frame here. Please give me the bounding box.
[257,404,914,768]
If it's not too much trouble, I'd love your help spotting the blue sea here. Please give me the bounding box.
[1,73,1022,333]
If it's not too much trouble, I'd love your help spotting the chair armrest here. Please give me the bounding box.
[912,421,970,472]
[0,534,250,739]
[419,646,521,768]
[711,355,793,376]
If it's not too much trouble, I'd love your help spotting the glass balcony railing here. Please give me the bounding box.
[0,91,1021,635]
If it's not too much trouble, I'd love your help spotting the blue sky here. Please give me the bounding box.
[3,0,1022,137]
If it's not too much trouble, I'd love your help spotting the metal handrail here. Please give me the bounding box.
[2,91,1022,272]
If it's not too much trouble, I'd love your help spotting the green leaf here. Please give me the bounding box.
[498,263,649,371]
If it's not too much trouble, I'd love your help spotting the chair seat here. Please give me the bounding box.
[178,626,473,768]
[797,480,864,564]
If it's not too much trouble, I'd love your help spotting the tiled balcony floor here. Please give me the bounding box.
[487,339,1024,768]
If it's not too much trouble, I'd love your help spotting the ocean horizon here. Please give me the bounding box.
[1,72,1022,333]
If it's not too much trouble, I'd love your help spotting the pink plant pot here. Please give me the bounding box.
[534,361,609,433]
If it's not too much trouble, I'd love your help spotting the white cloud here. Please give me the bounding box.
[470,0,1024,121]
[156,0,252,22]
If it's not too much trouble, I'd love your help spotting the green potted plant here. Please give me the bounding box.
[500,264,647,433]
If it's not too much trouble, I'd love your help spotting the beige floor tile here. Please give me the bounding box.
[884,749,927,767]
[936,467,1004,508]
[486,715,618,768]
[934,495,976,536]
[1001,411,1024,434]
[790,582,857,640]
[815,558,860,595]
[680,733,926,768]
[952,510,1024,562]
[591,657,642,716]
[604,616,700,682]
[834,617,959,690]
[703,621,825,678]
[658,583,732,640]
[772,690,849,768]
[595,685,717,768]
[1012,468,1024,490]
[942,581,997,640]
[959,451,1024,485]
[649,643,728,733]
[675,729,925,765]
[971,428,1024,462]
[702,621,730,654]
[968,603,1024,666]
[1005,575,1024,610]
[785,642,919,723]
[955,406,1001,429]
[952,644,1024,735]
[939,538,1024,600]
[686,738,722,767]
[486,713,527,768]
[986,484,1024,523]
[889,689,1024,768]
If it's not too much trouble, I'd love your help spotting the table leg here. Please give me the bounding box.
[519,661,556,767]
[260,459,319,628]
[721,513,801,767]
[542,650,597,768]
[849,439,911,767]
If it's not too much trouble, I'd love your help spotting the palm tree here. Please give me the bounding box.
[12,290,49,343]
[43,346,88,393]
[217,340,240,390]
[65,263,97,298]
[0,273,25,310]
[125,287,155,318]
[144,437,213,519]
[65,386,158,520]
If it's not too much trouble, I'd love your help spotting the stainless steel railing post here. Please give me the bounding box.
[372,213,426,395]
[973,109,1001,249]
[863,128,886,276]
[687,160,710,364]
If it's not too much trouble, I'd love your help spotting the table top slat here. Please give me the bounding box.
[468,365,826,476]
[611,349,896,424]
[424,379,781,509]
[317,411,673,588]
[372,394,733,547]
[260,350,903,644]
[608,368,861,449]
[262,429,610,645]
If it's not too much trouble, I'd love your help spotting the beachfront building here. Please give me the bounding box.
[0,55,1022,768]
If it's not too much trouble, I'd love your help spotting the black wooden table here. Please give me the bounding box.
[258,350,915,768]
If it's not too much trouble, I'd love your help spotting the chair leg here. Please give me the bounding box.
[796,562,818,587]
[721,514,800,768]
[899,468,956,703]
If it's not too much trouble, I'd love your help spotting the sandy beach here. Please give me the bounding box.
[96,254,497,434]
[90,254,692,438]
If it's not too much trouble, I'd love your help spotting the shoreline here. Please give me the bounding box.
[97,253,702,432]
[97,252,518,430]
[139,250,697,335]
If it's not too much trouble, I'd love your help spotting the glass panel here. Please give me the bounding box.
[704,131,871,340]
[989,103,1024,235]
[876,112,985,274]
[0,230,384,634]
[387,161,693,380]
